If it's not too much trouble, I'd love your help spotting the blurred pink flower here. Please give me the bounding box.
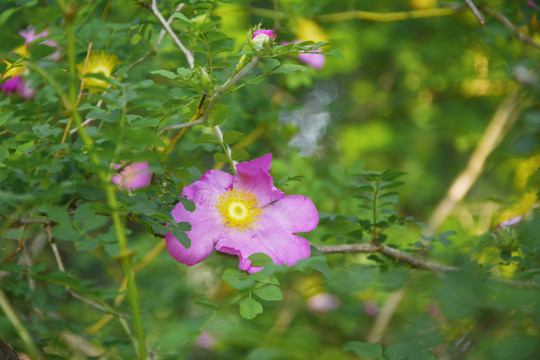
[0,75,35,100]
[307,293,341,313]
[195,331,217,350]
[364,301,378,317]
[19,27,61,61]
[499,215,523,227]
[165,154,319,273]
[112,162,152,191]
[282,41,325,69]
[528,1,537,8]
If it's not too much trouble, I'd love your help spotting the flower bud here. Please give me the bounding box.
[250,29,276,50]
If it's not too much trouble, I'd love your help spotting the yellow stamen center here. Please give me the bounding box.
[216,188,262,231]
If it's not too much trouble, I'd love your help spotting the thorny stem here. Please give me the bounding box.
[64,8,146,359]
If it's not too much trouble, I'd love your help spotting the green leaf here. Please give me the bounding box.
[177,67,192,77]
[248,253,273,267]
[0,7,20,26]
[53,223,82,242]
[261,58,280,72]
[194,133,220,144]
[223,130,245,145]
[173,12,192,23]
[214,152,229,163]
[231,148,249,162]
[343,341,383,359]
[384,341,419,360]
[0,145,9,162]
[150,70,178,79]
[222,268,255,290]
[180,197,196,212]
[253,285,283,301]
[239,297,263,320]
[171,230,191,248]
[274,64,307,74]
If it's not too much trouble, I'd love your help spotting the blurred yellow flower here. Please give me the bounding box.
[77,51,119,92]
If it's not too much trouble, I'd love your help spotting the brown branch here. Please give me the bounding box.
[464,0,486,26]
[316,243,456,272]
[482,6,540,51]
[316,243,540,290]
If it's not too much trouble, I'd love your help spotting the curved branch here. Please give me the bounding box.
[316,243,456,272]
[316,243,540,290]
[482,6,540,51]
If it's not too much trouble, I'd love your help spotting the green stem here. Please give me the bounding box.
[64,10,146,359]
[0,288,40,359]
[372,178,380,243]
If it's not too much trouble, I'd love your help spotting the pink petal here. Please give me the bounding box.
[166,201,224,266]
[233,154,284,205]
[252,29,276,39]
[215,195,317,273]
[183,170,233,207]
[298,51,325,69]
[263,195,319,233]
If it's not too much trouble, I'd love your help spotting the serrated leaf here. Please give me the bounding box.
[261,58,280,72]
[194,133,220,144]
[343,341,383,359]
[384,341,420,360]
[381,170,408,181]
[222,268,256,290]
[177,67,192,77]
[379,181,405,190]
[214,152,229,163]
[274,64,307,74]
[248,253,273,267]
[171,230,191,248]
[180,197,196,212]
[239,297,263,319]
[231,148,249,162]
[150,70,178,79]
[173,12,192,23]
[223,130,244,145]
[253,285,283,301]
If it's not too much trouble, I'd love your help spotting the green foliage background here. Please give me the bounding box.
[0,0,539,359]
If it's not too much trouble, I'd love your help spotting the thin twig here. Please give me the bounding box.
[482,6,540,51]
[44,225,127,317]
[316,243,456,272]
[202,56,260,123]
[69,98,105,135]
[426,91,524,235]
[316,243,540,289]
[130,3,185,70]
[151,0,194,69]
[316,5,463,22]
[464,0,486,26]
[160,118,205,133]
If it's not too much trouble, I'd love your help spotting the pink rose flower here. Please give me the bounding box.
[19,27,61,61]
[165,154,319,273]
[112,162,152,191]
[0,75,35,100]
